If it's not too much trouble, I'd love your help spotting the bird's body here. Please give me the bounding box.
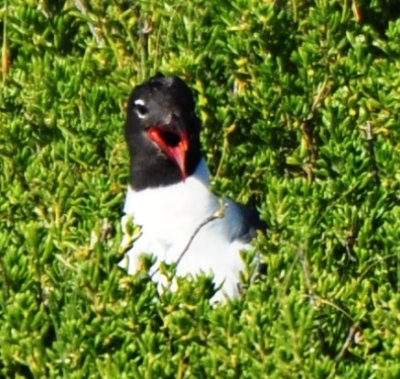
[119,74,264,301]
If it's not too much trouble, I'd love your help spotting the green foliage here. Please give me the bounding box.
[1,0,400,377]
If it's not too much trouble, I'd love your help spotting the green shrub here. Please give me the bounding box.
[1,0,400,377]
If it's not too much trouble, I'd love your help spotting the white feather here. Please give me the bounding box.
[119,159,250,302]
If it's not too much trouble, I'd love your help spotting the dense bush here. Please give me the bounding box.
[1,0,400,377]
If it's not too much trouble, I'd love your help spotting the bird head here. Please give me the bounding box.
[125,74,201,187]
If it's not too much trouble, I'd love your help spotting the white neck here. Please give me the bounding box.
[124,158,211,213]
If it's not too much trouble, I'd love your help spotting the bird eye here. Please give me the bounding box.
[133,100,148,118]
[136,104,148,117]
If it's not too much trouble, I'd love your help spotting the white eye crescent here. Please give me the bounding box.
[133,99,148,119]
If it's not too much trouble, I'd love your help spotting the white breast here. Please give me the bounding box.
[119,159,248,301]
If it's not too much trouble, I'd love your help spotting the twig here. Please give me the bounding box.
[311,295,354,322]
[215,129,230,179]
[2,0,9,82]
[151,202,227,280]
[335,323,360,362]
[73,0,103,45]
[362,121,381,186]
[298,246,317,307]
[298,245,356,321]
[175,203,227,268]
[356,253,398,285]
[309,78,327,114]
[300,77,330,180]
[0,257,11,299]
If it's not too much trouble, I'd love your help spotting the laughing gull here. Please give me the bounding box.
[119,74,265,301]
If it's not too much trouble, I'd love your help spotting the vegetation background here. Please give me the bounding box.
[1,0,400,377]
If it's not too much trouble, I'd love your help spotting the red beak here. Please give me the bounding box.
[147,118,189,180]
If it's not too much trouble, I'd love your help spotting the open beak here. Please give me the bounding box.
[147,117,189,180]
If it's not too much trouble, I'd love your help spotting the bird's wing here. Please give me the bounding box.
[229,201,266,243]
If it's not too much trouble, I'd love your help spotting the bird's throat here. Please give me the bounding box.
[147,126,189,180]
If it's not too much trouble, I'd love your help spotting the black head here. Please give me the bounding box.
[125,74,202,190]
